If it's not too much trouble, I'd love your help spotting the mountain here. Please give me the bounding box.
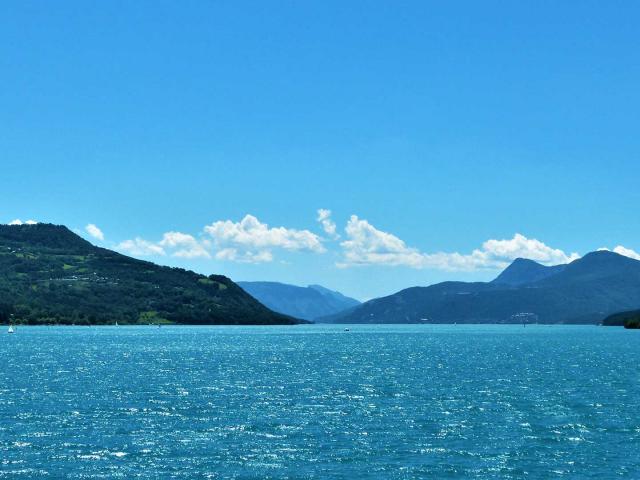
[308,284,361,311]
[0,223,301,325]
[491,258,566,286]
[322,250,640,325]
[238,281,360,320]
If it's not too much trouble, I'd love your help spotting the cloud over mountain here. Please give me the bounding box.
[338,215,579,270]
[613,245,640,260]
[117,237,166,257]
[8,219,37,226]
[109,212,640,273]
[159,231,211,259]
[116,214,325,263]
[598,245,640,261]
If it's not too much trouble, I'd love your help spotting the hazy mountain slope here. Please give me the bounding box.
[238,281,360,320]
[0,223,301,325]
[323,251,640,325]
[308,284,361,310]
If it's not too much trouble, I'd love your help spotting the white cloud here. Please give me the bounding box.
[114,215,324,264]
[8,219,37,225]
[214,248,273,263]
[117,238,166,257]
[613,245,640,260]
[159,231,211,259]
[339,215,426,268]
[204,214,325,263]
[317,209,339,239]
[85,223,104,241]
[475,234,580,268]
[117,231,211,259]
[338,215,579,271]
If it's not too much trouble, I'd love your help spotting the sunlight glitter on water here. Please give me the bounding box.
[0,324,639,478]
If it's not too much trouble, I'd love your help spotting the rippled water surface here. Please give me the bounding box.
[1,325,639,478]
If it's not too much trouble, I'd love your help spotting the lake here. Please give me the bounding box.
[1,325,638,478]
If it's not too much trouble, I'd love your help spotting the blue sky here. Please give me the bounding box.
[2,1,640,300]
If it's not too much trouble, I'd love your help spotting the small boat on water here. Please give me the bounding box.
[344,328,350,332]
[8,325,15,334]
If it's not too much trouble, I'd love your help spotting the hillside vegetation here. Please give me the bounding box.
[0,224,300,325]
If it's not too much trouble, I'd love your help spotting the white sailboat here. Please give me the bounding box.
[8,325,14,334]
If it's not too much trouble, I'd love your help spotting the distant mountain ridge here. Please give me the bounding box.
[322,250,640,325]
[238,281,360,320]
[491,258,566,286]
[0,223,301,325]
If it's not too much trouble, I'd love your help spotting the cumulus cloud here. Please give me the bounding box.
[317,209,339,239]
[8,219,37,225]
[117,231,210,259]
[159,231,211,259]
[204,214,325,263]
[339,215,426,268]
[85,223,104,241]
[214,248,273,263]
[114,215,324,263]
[117,238,166,257]
[338,215,579,270]
[475,234,580,267]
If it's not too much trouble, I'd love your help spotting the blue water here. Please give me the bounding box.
[1,325,639,478]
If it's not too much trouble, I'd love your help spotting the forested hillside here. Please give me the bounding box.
[0,223,300,325]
